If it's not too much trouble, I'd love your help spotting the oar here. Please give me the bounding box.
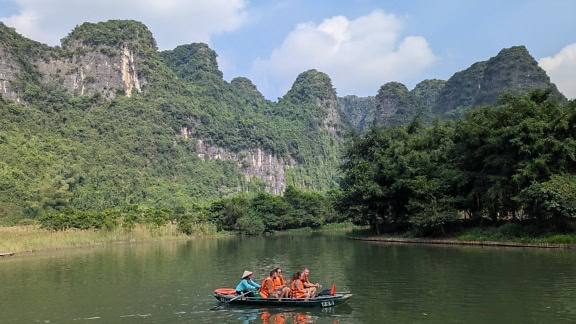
[210,290,255,311]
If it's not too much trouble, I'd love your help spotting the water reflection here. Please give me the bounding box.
[234,308,344,324]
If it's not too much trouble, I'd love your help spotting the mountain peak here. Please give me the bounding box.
[160,43,223,81]
[231,77,264,99]
[61,20,157,52]
[284,69,337,104]
[433,45,565,116]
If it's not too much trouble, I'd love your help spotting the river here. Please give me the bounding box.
[1,232,575,323]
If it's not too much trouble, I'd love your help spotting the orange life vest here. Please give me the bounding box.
[274,274,285,288]
[290,279,306,298]
[260,277,275,298]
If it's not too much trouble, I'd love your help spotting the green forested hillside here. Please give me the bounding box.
[0,20,345,224]
[340,91,576,236]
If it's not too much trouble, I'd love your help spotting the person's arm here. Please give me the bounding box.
[246,279,260,290]
[241,279,256,291]
[303,279,318,288]
[295,281,305,293]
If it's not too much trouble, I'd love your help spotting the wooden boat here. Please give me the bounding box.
[213,288,353,308]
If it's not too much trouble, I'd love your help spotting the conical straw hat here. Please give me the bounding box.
[242,270,253,278]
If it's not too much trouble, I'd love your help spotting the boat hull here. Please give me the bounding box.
[213,293,353,308]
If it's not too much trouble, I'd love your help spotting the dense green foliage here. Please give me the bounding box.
[160,43,223,81]
[35,186,343,235]
[340,91,576,235]
[208,186,344,234]
[61,20,157,51]
[339,95,377,134]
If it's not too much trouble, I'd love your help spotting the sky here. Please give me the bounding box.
[0,0,575,100]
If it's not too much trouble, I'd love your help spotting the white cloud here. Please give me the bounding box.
[1,0,248,49]
[539,43,576,99]
[251,10,437,99]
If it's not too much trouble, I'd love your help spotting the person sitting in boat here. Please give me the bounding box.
[260,270,282,299]
[302,268,321,297]
[290,271,310,300]
[273,267,291,298]
[236,270,261,297]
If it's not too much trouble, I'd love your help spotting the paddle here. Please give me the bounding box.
[210,290,256,311]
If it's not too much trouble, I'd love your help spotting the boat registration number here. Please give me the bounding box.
[321,301,335,307]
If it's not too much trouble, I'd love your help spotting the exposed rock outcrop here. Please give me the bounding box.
[192,136,294,194]
[34,45,144,98]
[0,42,23,103]
[0,20,150,100]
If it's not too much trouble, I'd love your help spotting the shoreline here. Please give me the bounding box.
[348,236,576,249]
[0,223,359,257]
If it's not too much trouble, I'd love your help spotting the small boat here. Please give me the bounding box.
[213,288,353,308]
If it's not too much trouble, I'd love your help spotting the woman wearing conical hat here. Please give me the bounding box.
[235,270,261,297]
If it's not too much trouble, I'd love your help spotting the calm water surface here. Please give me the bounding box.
[1,232,575,323]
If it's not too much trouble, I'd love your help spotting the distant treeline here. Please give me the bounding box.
[38,186,345,235]
[339,91,576,235]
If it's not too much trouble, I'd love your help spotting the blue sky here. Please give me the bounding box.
[1,0,575,99]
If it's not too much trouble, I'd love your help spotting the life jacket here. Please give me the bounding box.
[274,274,285,288]
[302,275,311,286]
[290,279,307,298]
[260,277,275,298]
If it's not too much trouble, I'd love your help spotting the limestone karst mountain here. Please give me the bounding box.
[340,46,566,133]
[0,20,345,219]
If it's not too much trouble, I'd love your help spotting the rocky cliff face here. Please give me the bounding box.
[179,127,293,194]
[0,42,23,103]
[0,20,150,101]
[35,45,145,98]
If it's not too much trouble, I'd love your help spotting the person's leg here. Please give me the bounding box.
[308,287,317,297]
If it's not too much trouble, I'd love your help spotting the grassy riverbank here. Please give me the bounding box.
[0,224,202,254]
[278,222,365,233]
[349,223,576,245]
[0,222,360,254]
[455,227,576,244]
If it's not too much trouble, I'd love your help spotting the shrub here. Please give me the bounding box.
[236,211,265,235]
